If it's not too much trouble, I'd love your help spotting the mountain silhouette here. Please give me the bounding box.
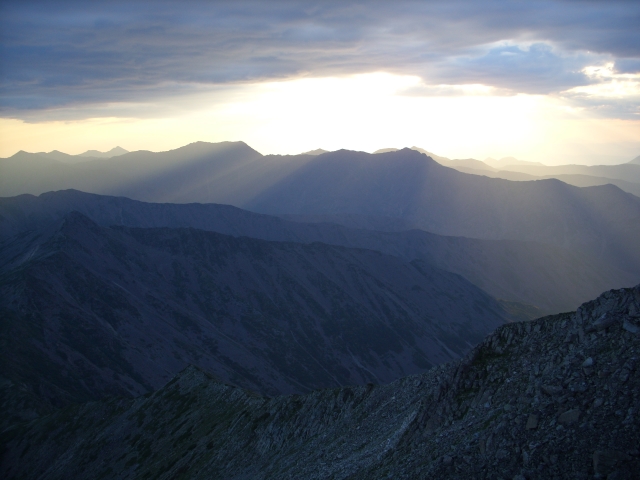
[77,146,129,158]
[4,142,639,266]
[246,148,640,276]
[0,141,314,205]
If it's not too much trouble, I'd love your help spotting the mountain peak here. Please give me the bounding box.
[373,147,399,154]
[77,146,129,158]
[374,147,443,163]
[301,148,329,156]
[34,150,75,162]
[59,210,102,234]
[170,140,262,157]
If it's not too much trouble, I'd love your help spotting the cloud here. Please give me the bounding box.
[425,43,599,94]
[399,83,504,98]
[1,0,639,119]
[559,62,640,119]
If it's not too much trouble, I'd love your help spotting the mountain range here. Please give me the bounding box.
[0,142,310,205]
[428,150,640,197]
[3,141,640,201]
[3,142,639,275]
[30,147,129,164]
[1,189,634,314]
[373,147,640,197]
[246,149,640,276]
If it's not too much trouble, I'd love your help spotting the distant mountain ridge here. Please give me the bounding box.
[77,146,129,158]
[5,141,639,202]
[246,148,640,276]
[301,148,330,155]
[446,165,640,198]
[0,141,316,205]
[29,146,129,164]
[490,161,640,185]
[2,142,639,293]
[375,148,640,196]
[1,190,634,313]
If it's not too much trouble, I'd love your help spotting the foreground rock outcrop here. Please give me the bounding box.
[2,285,639,479]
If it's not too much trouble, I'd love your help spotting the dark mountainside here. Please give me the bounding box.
[1,190,635,314]
[0,141,315,205]
[246,149,640,275]
[2,285,638,479]
[0,212,511,425]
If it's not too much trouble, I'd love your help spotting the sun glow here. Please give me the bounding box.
[1,72,638,164]
[222,73,539,157]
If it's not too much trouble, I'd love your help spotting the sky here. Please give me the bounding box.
[0,0,639,164]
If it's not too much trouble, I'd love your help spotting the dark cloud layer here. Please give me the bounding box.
[1,0,638,119]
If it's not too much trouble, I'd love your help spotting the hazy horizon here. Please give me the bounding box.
[6,139,638,168]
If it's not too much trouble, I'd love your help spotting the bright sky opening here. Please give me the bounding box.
[1,1,638,164]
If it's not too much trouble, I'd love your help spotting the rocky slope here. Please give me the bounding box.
[0,212,510,412]
[2,284,638,479]
[2,190,634,313]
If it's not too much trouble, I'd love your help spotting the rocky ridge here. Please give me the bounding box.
[2,285,638,479]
